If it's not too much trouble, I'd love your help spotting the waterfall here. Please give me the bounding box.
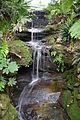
[28,18,43,85]
[17,11,53,120]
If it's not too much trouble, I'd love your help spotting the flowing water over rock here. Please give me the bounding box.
[14,11,68,120]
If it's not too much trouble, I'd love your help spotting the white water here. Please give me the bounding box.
[17,12,60,120]
[28,28,43,33]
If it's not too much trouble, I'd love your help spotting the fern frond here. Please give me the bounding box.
[69,19,80,40]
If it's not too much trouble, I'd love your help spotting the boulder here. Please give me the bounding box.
[8,40,32,67]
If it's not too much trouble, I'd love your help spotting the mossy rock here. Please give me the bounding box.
[3,104,18,120]
[61,88,80,120]
[44,24,57,32]
[8,40,32,67]
[60,90,72,109]
[67,101,80,120]
[0,94,18,120]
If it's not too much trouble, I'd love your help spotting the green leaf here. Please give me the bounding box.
[8,62,19,73]
[69,19,80,40]
[8,78,17,86]
[3,68,9,74]
[51,51,57,56]
[62,0,75,13]
[0,64,3,70]
[0,77,6,91]
[3,61,19,74]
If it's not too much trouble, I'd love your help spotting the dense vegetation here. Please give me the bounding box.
[0,0,80,120]
[0,0,32,93]
[45,0,80,119]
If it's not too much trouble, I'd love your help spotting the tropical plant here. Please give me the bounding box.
[69,19,80,40]
[8,78,17,87]
[45,1,62,20]
[0,77,6,91]
[61,0,80,14]
[0,77,17,91]
[0,40,19,74]
[0,0,30,33]
[0,40,19,92]
[59,12,75,43]
[61,0,75,13]
[72,52,80,70]
[51,50,64,72]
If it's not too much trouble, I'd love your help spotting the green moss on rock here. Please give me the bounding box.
[60,90,72,109]
[67,99,80,120]
[8,40,32,67]
[0,94,18,120]
[61,68,80,120]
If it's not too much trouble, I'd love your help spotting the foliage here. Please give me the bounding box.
[61,0,80,13]
[0,40,19,92]
[59,12,75,43]
[51,50,64,72]
[0,77,17,91]
[2,60,19,74]
[0,0,30,33]
[45,1,62,20]
[0,40,8,58]
[69,19,80,40]
[0,77,6,91]
[72,52,80,69]
[0,41,19,74]
[8,40,32,67]
[48,37,55,45]
[61,0,75,13]
[8,78,17,87]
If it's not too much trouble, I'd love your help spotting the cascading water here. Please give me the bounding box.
[17,13,46,120]
[16,11,66,120]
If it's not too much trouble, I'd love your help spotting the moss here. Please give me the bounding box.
[8,40,32,67]
[61,68,80,120]
[44,24,57,32]
[67,99,80,120]
[61,89,80,120]
[3,104,18,120]
[60,90,72,109]
[63,68,77,90]
[0,94,18,120]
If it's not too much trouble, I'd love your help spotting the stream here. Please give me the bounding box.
[12,11,68,120]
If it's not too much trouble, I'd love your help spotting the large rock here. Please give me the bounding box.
[0,94,18,120]
[8,40,32,67]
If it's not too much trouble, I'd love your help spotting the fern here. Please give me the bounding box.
[59,13,75,43]
[72,52,80,69]
[69,19,80,40]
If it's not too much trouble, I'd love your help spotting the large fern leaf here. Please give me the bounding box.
[69,19,80,40]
